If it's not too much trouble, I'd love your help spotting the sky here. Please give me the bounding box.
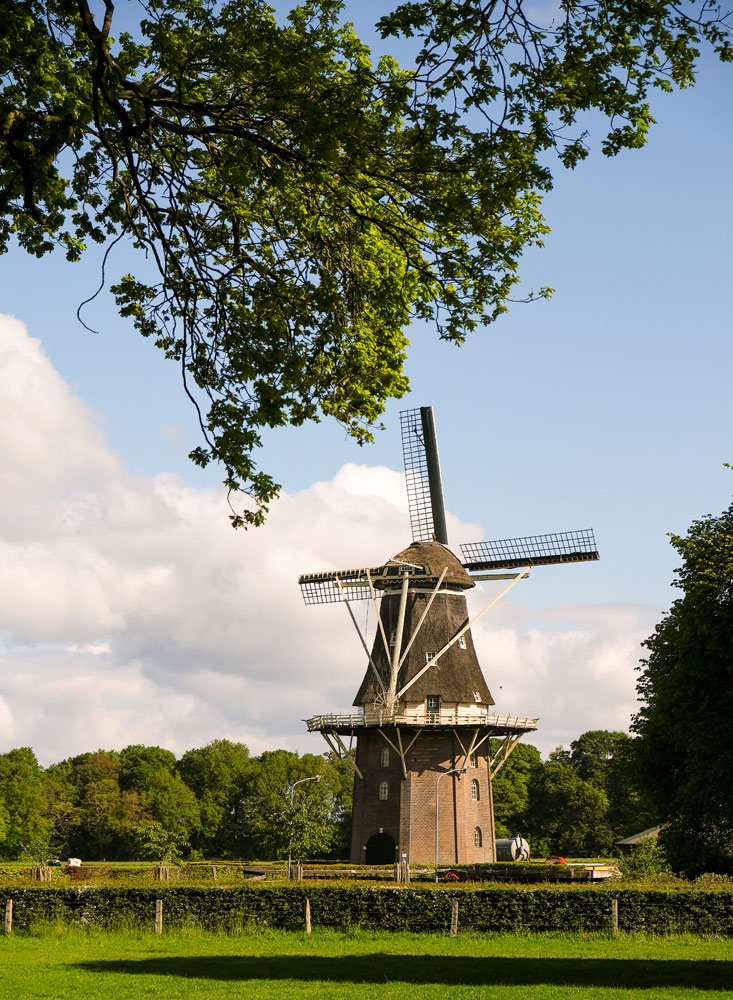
[1,8,732,766]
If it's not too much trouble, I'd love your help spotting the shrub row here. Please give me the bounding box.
[3,883,733,935]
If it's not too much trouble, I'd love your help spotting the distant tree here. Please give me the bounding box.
[60,751,147,859]
[2,0,731,521]
[633,498,733,875]
[0,748,52,860]
[239,750,338,860]
[178,739,251,855]
[567,730,656,843]
[118,745,178,792]
[319,752,354,859]
[492,741,542,839]
[529,752,612,857]
[139,769,201,850]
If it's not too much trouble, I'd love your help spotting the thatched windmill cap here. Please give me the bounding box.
[385,541,474,590]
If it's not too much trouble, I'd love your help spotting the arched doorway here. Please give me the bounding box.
[365,832,396,864]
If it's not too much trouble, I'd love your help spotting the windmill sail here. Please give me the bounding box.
[460,529,599,571]
[400,406,448,545]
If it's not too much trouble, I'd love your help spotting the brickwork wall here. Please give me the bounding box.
[350,728,497,864]
[350,730,402,863]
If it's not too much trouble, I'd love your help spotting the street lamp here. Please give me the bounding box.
[435,767,468,883]
[288,774,321,879]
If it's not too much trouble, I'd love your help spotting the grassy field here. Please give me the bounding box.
[1,928,732,1000]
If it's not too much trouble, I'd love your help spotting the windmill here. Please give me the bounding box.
[299,406,598,866]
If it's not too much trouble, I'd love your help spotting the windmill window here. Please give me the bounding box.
[474,827,483,847]
[425,651,436,664]
[389,630,397,647]
[379,781,389,801]
[471,779,480,801]
[426,695,439,712]
[380,747,390,768]
[472,691,481,703]
[458,635,467,650]
[469,752,478,768]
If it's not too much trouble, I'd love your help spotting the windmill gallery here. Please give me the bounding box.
[299,407,599,866]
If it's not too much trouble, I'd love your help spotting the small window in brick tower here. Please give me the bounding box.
[474,827,482,847]
[380,747,390,768]
[469,752,477,768]
[471,779,480,801]
[379,781,389,801]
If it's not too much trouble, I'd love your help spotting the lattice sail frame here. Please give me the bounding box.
[461,529,599,571]
[400,408,435,543]
[299,563,436,605]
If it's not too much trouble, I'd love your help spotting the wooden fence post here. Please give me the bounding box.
[4,900,12,936]
[305,898,312,935]
[155,898,163,935]
[450,899,459,937]
[611,898,619,936]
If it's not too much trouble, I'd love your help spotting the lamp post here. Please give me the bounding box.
[435,767,467,883]
[288,774,321,879]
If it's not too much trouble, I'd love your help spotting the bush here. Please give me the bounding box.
[618,839,674,882]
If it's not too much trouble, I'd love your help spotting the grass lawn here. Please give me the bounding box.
[1,928,732,1000]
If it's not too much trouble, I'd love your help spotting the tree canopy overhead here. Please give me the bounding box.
[2,0,731,522]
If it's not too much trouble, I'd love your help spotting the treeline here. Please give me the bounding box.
[494,730,656,857]
[0,741,353,863]
[0,730,654,862]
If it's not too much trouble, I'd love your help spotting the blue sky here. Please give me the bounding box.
[0,9,731,762]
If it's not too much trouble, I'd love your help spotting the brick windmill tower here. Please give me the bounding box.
[299,407,598,866]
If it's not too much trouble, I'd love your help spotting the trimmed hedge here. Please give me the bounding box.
[3,883,733,935]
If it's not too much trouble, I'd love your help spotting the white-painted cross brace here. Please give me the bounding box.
[396,567,530,700]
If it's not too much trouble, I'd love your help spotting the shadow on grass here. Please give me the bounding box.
[77,954,733,990]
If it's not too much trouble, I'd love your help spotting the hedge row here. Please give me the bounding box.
[3,884,733,935]
[0,863,261,885]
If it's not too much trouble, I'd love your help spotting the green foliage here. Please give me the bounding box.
[1,1,731,519]
[0,748,53,861]
[528,756,612,857]
[492,741,542,838]
[618,837,673,883]
[118,745,177,792]
[5,883,733,936]
[133,821,186,864]
[178,740,251,855]
[633,498,733,875]
[237,751,341,860]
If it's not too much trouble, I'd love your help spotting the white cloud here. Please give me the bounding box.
[0,314,659,764]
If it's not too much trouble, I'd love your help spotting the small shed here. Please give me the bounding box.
[615,825,662,855]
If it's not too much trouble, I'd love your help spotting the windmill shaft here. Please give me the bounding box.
[420,407,449,545]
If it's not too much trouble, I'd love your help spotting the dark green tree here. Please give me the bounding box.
[2,0,730,521]
[633,498,733,875]
[238,750,341,860]
[178,739,251,855]
[0,748,52,860]
[118,744,177,792]
[492,741,542,839]
[567,730,656,843]
[56,750,148,859]
[529,752,612,857]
